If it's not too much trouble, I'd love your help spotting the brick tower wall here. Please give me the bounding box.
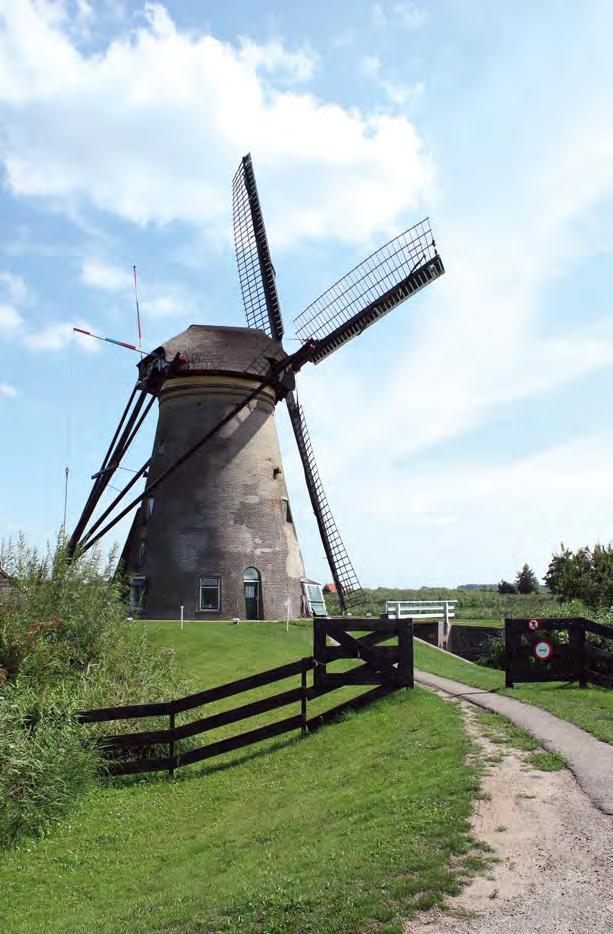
[124,373,308,620]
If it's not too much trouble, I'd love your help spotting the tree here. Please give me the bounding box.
[497,579,518,595]
[515,563,540,594]
[545,543,613,610]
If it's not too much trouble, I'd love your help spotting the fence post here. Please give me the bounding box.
[301,663,308,734]
[504,619,514,688]
[169,707,176,778]
[572,619,587,688]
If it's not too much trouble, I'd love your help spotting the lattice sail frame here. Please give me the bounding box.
[232,154,284,341]
[293,218,443,362]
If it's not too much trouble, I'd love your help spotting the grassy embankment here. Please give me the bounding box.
[414,640,613,745]
[0,621,482,934]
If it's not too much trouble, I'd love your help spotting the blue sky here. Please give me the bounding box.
[1,0,613,587]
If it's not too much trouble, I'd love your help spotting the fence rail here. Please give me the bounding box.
[79,619,413,778]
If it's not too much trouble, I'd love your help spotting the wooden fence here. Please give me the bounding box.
[78,619,413,778]
[505,617,613,689]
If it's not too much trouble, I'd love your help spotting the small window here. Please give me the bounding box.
[137,541,146,566]
[145,496,155,519]
[282,498,293,524]
[129,575,146,611]
[199,576,220,612]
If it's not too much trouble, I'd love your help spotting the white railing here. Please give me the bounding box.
[386,600,455,635]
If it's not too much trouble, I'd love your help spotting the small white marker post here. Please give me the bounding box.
[180,605,184,631]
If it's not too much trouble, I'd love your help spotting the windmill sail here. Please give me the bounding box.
[285,391,363,613]
[232,154,284,341]
[294,218,444,363]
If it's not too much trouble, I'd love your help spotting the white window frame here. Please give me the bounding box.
[199,575,221,612]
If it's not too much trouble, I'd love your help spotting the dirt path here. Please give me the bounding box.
[406,695,613,934]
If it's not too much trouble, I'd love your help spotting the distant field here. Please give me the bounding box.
[326,587,585,623]
[0,622,479,934]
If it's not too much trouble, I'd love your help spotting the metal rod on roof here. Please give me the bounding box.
[132,265,144,355]
[73,327,141,353]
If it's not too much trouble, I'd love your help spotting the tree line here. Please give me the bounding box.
[498,543,613,612]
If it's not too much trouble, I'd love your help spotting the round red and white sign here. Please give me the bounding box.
[528,618,539,631]
[534,640,553,661]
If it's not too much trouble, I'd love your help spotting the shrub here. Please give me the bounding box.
[497,579,517,595]
[477,635,506,670]
[0,535,183,848]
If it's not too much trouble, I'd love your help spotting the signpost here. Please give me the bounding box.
[534,640,553,661]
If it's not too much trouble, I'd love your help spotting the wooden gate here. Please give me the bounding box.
[313,618,413,691]
[505,617,613,689]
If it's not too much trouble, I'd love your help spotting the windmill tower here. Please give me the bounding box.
[67,155,444,619]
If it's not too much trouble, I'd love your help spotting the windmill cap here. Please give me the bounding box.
[142,324,286,379]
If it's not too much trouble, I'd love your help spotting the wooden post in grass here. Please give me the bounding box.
[301,664,308,734]
[180,605,184,631]
[169,709,176,778]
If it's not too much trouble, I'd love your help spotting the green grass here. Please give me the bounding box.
[414,640,613,745]
[474,709,566,771]
[0,622,480,934]
[453,619,503,629]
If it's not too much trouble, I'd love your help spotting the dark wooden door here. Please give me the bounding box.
[244,581,260,620]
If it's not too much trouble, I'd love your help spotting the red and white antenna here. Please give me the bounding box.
[73,327,142,353]
[133,265,144,355]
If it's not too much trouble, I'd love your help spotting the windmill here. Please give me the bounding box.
[67,154,444,620]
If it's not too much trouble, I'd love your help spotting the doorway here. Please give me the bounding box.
[243,567,261,620]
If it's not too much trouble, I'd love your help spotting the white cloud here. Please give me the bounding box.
[361,54,424,105]
[238,38,318,84]
[81,256,187,320]
[0,270,27,302]
[0,303,24,335]
[81,258,127,292]
[372,2,426,30]
[0,298,97,354]
[0,1,434,246]
[21,320,97,352]
[393,2,426,29]
[0,381,18,398]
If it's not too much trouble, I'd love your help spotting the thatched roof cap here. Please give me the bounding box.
[146,325,285,378]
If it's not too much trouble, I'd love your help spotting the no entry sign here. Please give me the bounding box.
[528,619,539,631]
[534,640,553,661]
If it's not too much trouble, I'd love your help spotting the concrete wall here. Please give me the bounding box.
[446,624,502,661]
[124,374,308,620]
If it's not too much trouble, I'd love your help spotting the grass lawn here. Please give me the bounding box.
[0,622,480,934]
[453,619,503,628]
[414,640,613,745]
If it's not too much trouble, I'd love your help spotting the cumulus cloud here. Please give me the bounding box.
[0,381,18,398]
[81,257,188,320]
[0,270,27,303]
[361,54,424,105]
[0,303,24,335]
[0,288,97,354]
[372,2,426,30]
[21,320,98,352]
[81,258,127,292]
[0,1,434,246]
